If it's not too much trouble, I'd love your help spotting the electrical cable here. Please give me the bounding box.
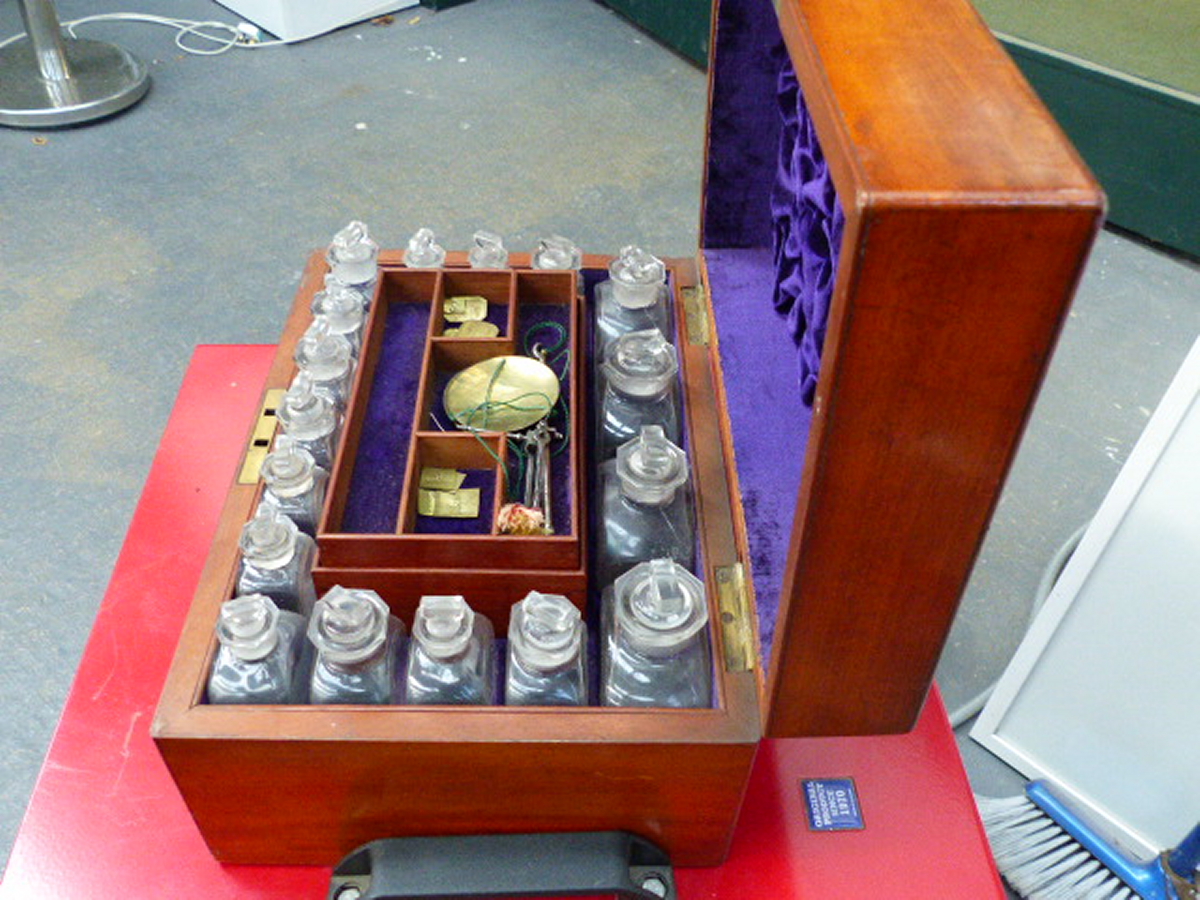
[948,520,1091,729]
[0,12,295,55]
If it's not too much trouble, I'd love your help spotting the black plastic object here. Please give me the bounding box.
[327,831,676,900]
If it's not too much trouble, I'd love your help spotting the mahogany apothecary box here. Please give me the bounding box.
[152,0,1103,866]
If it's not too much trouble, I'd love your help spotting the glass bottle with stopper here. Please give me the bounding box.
[602,558,711,708]
[310,282,365,354]
[307,586,404,705]
[468,230,508,269]
[597,425,695,587]
[207,594,308,705]
[236,498,318,616]
[531,235,582,271]
[294,318,356,411]
[403,227,446,269]
[326,220,379,288]
[598,328,680,458]
[594,245,671,359]
[506,591,588,707]
[318,272,371,312]
[404,595,496,705]
[276,371,340,471]
[258,435,328,537]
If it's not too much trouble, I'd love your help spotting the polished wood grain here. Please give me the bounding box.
[759,0,1105,735]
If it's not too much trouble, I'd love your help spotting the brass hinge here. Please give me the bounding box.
[681,285,710,346]
[237,389,285,484]
[715,563,755,673]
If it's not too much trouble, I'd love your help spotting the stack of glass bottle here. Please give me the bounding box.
[209,234,710,709]
[592,247,710,708]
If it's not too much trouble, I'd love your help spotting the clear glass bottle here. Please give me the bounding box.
[236,499,318,615]
[403,227,446,269]
[307,586,404,705]
[404,595,496,705]
[320,272,371,311]
[276,371,340,471]
[597,425,695,587]
[594,245,671,359]
[531,235,582,271]
[598,328,680,458]
[207,594,309,704]
[293,319,355,411]
[505,591,587,707]
[602,558,711,708]
[326,220,379,288]
[310,282,365,355]
[467,230,508,269]
[259,435,328,537]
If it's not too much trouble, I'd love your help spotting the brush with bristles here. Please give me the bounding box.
[978,781,1200,900]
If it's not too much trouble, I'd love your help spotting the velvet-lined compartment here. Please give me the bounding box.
[334,272,575,538]
[705,44,843,674]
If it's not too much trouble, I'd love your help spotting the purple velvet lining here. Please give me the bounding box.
[414,468,496,535]
[703,0,787,248]
[340,301,430,533]
[771,59,845,407]
[338,295,575,536]
[707,248,812,669]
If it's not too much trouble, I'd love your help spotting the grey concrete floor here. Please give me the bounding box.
[1,0,1199,882]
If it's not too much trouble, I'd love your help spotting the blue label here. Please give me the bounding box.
[802,778,864,831]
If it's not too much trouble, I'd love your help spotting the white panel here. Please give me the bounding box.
[973,334,1200,859]
[216,0,418,42]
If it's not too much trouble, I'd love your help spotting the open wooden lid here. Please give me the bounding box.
[700,0,1104,737]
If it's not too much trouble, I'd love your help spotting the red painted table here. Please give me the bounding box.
[0,346,1005,899]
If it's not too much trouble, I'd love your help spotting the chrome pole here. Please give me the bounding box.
[0,0,150,127]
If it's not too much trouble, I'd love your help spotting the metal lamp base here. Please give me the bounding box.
[0,36,149,127]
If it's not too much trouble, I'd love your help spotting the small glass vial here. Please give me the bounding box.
[598,328,680,458]
[505,591,587,707]
[236,499,318,615]
[468,230,508,269]
[403,227,446,268]
[531,235,582,271]
[310,282,365,354]
[294,319,355,410]
[602,558,711,708]
[259,435,328,537]
[404,595,496,705]
[594,245,671,359]
[276,372,340,471]
[597,425,695,587]
[207,594,308,704]
[320,272,371,311]
[326,220,379,288]
[308,586,404,705]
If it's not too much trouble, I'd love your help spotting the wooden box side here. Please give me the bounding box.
[155,734,757,866]
[747,0,1106,735]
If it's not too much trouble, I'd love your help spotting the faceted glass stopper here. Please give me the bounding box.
[614,558,708,655]
[602,328,678,397]
[295,318,353,379]
[238,498,299,566]
[609,245,665,309]
[532,235,582,271]
[404,227,446,268]
[615,425,688,505]
[216,594,281,661]
[510,591,582,670]
[413,595,475,659]
[312,284,365,332]
[307,586,391,665]
[278,372,335,434]
[326,220,379,284]
[468,230,508,269]
[260,435,317,497]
